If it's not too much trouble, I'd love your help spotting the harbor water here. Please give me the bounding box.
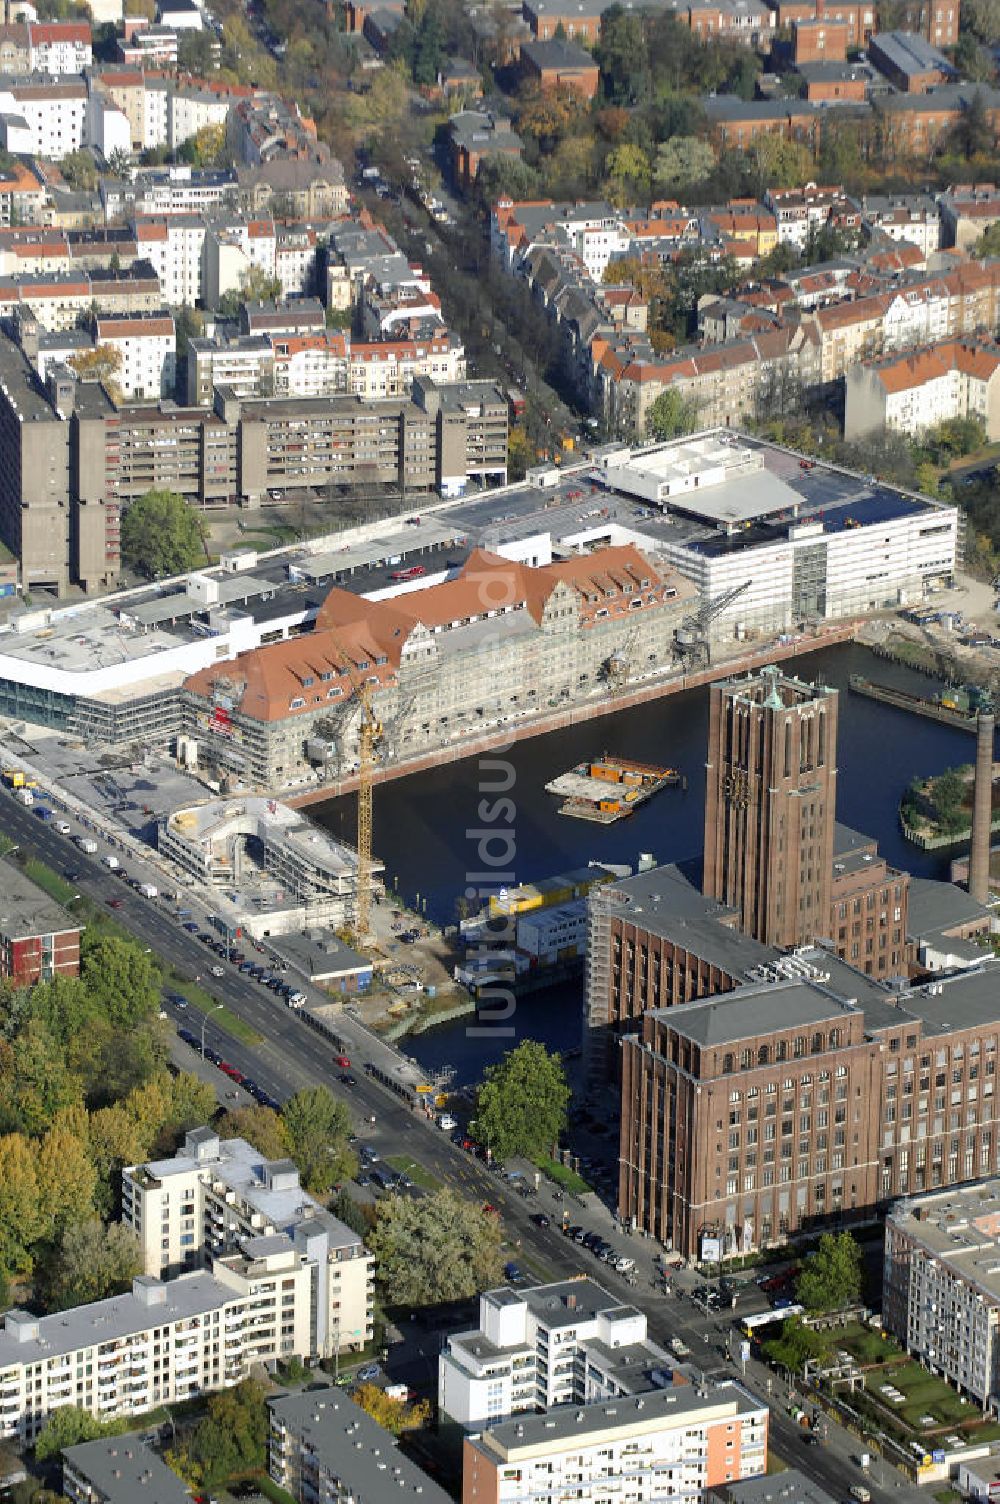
[313,642,982,1083]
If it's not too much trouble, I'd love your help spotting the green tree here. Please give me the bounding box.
[105,147,132,179]
[352,1382,430,1435]
[34,1407,128,1462]
[795,1231,863,1313]
[39,1219,142,1311]
[282,1087,357,1194]
[178,122,227,168]
[59,150,98,191]
[0,1023,82,1137]
[762,1316,831,1375]
[218,263,284,318]
[646,388,699,441]
[218,1104,291,1160]
[973,221,1000,258]
[507,427,534,482]
[120,490,206,580]
[475,1041,571,1161]
[80,933,162,1032]
[177,1380,269,1489]
[0,1132,43,1276]
[369,1188,503,1307]
[166,1072,219,1138]
[604,143,651,205]
[36,1123,96,1237]
[653,136,716,191]
[595,5,650,104]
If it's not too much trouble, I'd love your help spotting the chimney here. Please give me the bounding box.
[969,707,995,904]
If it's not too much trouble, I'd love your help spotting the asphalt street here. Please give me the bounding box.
[0,796,923,1500]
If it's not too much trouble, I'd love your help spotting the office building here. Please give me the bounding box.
[620,954,1000,1258]
[703,665,838,949]
[268,1387,452,1504]
[439,1278,672,1428]
[462,1384,768,1504]
[122,1128,374,1361]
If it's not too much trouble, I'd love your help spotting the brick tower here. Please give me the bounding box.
[703,665,839,948]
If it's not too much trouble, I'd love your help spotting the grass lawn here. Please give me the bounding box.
[168,972,261,1046]
[866,1360,976,1432]
[256,1479,297,1504]
[22,856,80,906]
[385,1155,441,1192]
[539,1157,592,1196]
[835,1322,904,1366]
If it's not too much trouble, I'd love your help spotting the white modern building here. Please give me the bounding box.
[884,1179,1000,1411]
[0,79,87,157]
[438,1279,673,1429]
[0,1238,315,1445]
[28,21,92,74]
[122,1128,375,1362]
[463,1384,769,1504]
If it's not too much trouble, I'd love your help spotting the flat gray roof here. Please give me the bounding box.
[62,1435,191,1504]
[907,876,992,940]
[0,857,78,941]
[267,1388,452,1503]
[724,1469,838,1504]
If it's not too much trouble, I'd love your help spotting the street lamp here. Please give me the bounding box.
[201,1001,224,1057]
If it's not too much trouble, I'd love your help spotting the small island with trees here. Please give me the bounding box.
[900,762,1000,848]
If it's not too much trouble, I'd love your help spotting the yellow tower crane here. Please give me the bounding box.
[326,629,383,945]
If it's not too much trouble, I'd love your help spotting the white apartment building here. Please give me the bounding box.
[857,194,942,258]
[3,80,87,158]
[28,21,92,74]
[884,1180,1000,1410]
[883,284,952,351]
[463,1384,770,1504]
[135,215,205,306]
[143,82,169,152]
[187,330,274,403]
[63,1434,191,1504]
[168,86,232,151]
[348,335,466,400]
[95,311,176,399]
[274,225,319,299]
[122,1128,374,1362]
[268,1388,454,1504]
[845,338,1000,441]
[0,1236,314,1446]
[438,1279,673,1428]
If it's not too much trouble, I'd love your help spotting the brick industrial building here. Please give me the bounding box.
[595,666,997,1258]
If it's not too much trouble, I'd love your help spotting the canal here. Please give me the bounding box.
[313,641,981,1083]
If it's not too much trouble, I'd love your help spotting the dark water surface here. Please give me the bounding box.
[313,642,977,1082]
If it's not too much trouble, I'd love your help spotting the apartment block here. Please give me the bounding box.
[94,312,176,401]
[0,862,80,985]
[846,337,1000,441]
[28,21,92,73]
[121,1128,375,1361]
[268,1388,452,1504]
[62,1435,192,1504]
[884,1179,1000,1409]
[439,1278,673,1428]
[462,1384,769,1504]
[0,1241,314,1446]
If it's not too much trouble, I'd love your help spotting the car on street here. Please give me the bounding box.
[340,1073,357,1086]
[219,1063,244,1082]
[531,1213,550,1229]
[105,897,122,908]
[335,1054,351,1067]
[182,921,199,932]
[210,965,225,977]
[504,1262,524,1283]
[356,1364,380,1383]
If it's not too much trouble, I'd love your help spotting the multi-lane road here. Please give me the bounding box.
[0,795,920,1502]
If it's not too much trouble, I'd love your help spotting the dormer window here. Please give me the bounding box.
[302,676,314,687]
[290,697,305,709]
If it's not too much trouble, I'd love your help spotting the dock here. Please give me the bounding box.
[545,755,681,822]
[848,675,980,733]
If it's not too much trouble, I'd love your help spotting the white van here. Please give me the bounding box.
[55,820,71,834]
[615,1256,636,1274]
[438,1112,457,1132]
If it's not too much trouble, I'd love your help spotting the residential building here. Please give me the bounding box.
[855,193,942,256]
[62,1435,192,1504]
[27,19,92,73]
[792,18,848,62]
[884,1178,1000,1409]
[940,185,1000,252]
[869,30,954,91]
[94,311,176,400]
[268,1388,452,1504]
[703,666,838,950]
[897,0,960,46]
[462,1385,769,1504]
[0,1243,316,1446]
[447,110,523,192]
[0,861,80,985]
[439,1278,673,1428]
[520,38,600,97]
[722,1471,838,1504]
[122,1127,375,1361]
[845,337,1000,441]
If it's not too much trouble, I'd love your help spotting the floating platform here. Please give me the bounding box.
[848,674,981,732]
[545,755,681,822]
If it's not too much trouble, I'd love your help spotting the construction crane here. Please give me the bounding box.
[322,628,383,945]
[602,626,641,694]
[673,579,753,670]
